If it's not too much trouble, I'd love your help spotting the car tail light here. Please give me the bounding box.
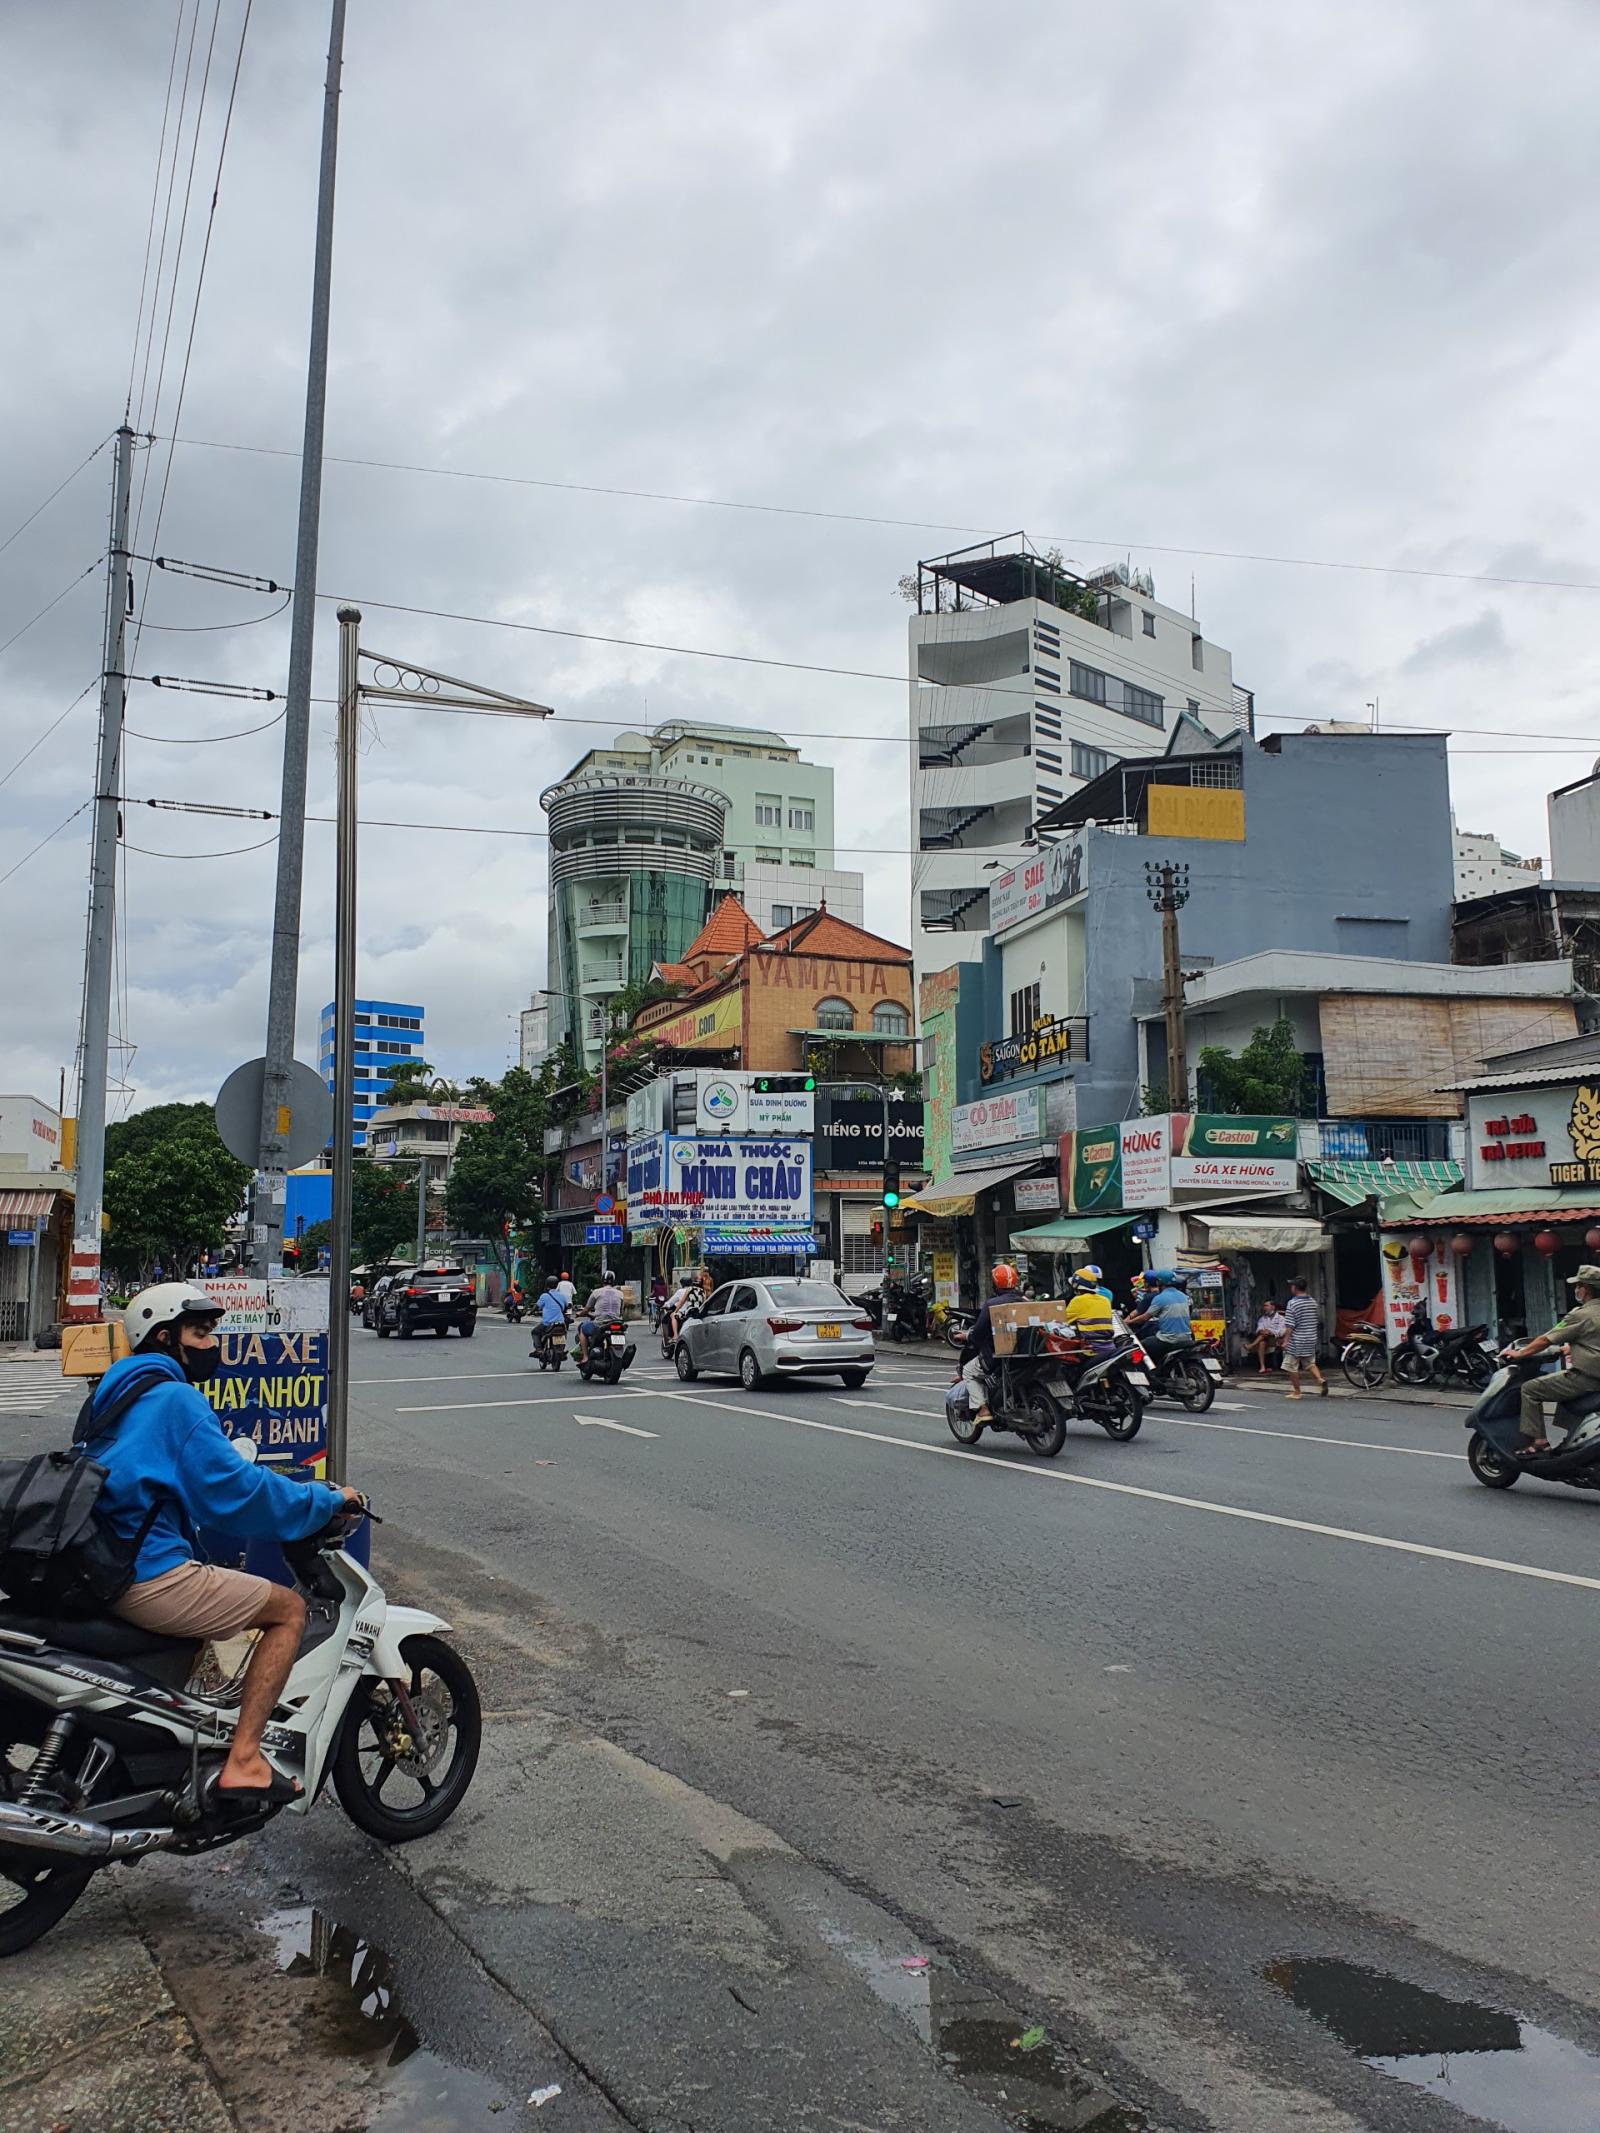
[406,1287,423,1298]
[851,1317,875,1331]
[766,1316,803,1333]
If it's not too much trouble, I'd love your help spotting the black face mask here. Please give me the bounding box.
[180,1338,222,1384]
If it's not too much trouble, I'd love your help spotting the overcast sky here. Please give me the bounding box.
[3,0,1599,1115]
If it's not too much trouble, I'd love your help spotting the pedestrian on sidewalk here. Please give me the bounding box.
[1248,1299,1287,1374]
[1283,1280,1326,1398]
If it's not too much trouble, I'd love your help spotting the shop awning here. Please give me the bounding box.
[1306,1158,1462,1208]
[901,1157,1041,1218]
[1406,1186,1600,1228]
[1010,1214,1132,1252]
[0,1187,63,1224]
[703,1226,817,1256]
[1189,1211,1328,1252]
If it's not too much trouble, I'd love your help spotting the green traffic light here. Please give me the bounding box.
[804,1075,815,1090]
[882,1189,900,1209]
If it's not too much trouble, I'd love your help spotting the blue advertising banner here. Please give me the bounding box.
[195,1278,330,1469]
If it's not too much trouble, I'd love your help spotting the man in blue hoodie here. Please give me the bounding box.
[88,1282,358,1805]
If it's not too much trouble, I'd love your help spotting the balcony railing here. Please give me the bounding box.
[575,901,627,927]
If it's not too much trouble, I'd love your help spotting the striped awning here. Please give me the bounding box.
[703,1226,817,1256]
[0,1187,62,1225]
[1306,1158,1462,1208]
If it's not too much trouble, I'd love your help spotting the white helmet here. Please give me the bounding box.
[123,1281,222,1347]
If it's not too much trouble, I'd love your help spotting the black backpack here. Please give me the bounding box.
[0,1363,173,1617]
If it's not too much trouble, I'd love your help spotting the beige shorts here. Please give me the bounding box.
[113,1560,273,1638]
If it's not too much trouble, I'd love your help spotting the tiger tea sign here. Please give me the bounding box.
[1467,1082,1600,1191]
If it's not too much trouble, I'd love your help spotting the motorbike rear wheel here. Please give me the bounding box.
[1460,1348,1494,1392]
[1100,1380,1144,1441]
[1023,1392,1067,1459]
[943,1318,967,1350]
[1,1730,100,1957]
[333,1634,482,1842]
[1170,1357,1215,1413]
[1467,1431,1520,1489]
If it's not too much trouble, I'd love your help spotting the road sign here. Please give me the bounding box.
[594,1193,615,1215]
[6,1229,34,1247]
[585,1223,624,1245]
[1131,1218,1157,1242]
[215,1058,333,1169]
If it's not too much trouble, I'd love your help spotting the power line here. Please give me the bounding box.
[168,431,1600,597]
[0,800,92,888]
[0,560,102,663]
[125,2,190,420]
[124,703,286,743]
[122,830,278,858]
[0,681,98,794]
[313,590,1600,750]
[0,439,110,564]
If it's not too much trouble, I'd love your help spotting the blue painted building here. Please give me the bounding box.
[318,996,426,1148]
[948,725,1457,1130]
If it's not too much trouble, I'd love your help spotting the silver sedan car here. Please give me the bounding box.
[675,1277,875,1390]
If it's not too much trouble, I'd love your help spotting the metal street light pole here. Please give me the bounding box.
[325,606,553,1483]
[256,0,348,1279]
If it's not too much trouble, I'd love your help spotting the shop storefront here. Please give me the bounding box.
[1400,1071,1600,1341]
[902,1088,1056,1307]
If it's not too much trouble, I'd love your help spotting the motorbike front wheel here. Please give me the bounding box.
[333,1634,482,1842]
[943,1318,967,1350]
[1460,1349,1494,1391]
[1467,1431,1521,1489]
[1391,1346,1433,1387]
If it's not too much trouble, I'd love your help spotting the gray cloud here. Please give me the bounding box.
[1400,610,1512,675]
[3,0,1600,1116]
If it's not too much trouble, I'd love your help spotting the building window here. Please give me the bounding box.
[1069,661,1107,704]
[872,1002,910,1037]
[1124,683,1164,727]
[1009,982,1041,1036]
[1191,634,1204,672]
[1142,611,1157,637]
[815,998,855,1031]
[788,803,814,833]
[771,903,793,929]
[1187,697,1201,713]
[1072,741,1115,780]
[789,851,815,868]
[1188,758,1242,789]
[755,795,782,828]
[756,846,782,864]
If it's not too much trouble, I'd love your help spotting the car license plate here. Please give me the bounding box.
[1202,1358,1223,1376]
[816,1323,841,1340]
[1125,1370,1149,1388]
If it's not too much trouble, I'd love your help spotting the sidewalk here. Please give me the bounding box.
[1,1876,234,2133]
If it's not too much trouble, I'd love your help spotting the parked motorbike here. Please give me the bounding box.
[1464,1355,1600,1491]
[857,1288,886,1331]
[940,1305,975,1351]
[1340,1322,1390,1391]
[578,1319,637,1384]
[503,1294,525,1325]
[0,1479,480,1958]
[531,1320,567,1371]
[1389,1300,1443,1387]
[1434,1322,1497,1391]
[888,1277,932,1343]
[1141,1337,1223,1412]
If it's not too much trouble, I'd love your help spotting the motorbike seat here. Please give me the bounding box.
[0,1606,199,1663]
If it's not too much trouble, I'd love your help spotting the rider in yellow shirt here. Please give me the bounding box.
[1063,1271,1114,1338]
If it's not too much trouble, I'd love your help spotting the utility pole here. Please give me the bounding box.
[254,0,348,1278]
[1144,860,1192,1109]
[415,1149,428,1265]
[66,423,136,1324]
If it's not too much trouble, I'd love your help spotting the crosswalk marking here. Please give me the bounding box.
[0,1367,73,1411]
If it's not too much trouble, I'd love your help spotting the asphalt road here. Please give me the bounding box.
[9,1322,1600,2131]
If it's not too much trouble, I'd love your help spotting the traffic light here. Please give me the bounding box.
[881,1161,901,1210]
[754,1073,815,1093]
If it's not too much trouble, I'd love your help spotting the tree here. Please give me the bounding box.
[1197,1017,1311,1117]
[103,1103,251,1282]
[380,1059,459,1106]
[349,1161,422,1264]
[444,1066,549,1270]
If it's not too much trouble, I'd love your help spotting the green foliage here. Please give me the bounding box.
[1140,1081,1172,1117]
[612,974,682,1027]
[349,1162,420,1264]
[103,1103,251,1281]
[443,1066,549,1269]
[1038,546,1101,623]
[379,1059,455,1106]
[1196,1017,1311,1117]
[294,1219,331,1259]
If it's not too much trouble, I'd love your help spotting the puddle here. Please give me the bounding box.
[1265,1955,1600,2133]
[814,1912,1145,2131]
[262,1906,515,2127]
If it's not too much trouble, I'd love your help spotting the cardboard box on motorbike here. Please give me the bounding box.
[990,1299,1075,1356]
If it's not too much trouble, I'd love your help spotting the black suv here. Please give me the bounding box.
[375,1264,477,1339]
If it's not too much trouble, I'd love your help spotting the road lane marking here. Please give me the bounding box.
[832,1394,1457,1461]
[576,1414,659,1439]
[666,1392,1600,1596]
[397,1392,650,1413]
[355,1370,548,1385]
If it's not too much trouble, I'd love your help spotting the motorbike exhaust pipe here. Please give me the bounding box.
[0,1798,175,1861]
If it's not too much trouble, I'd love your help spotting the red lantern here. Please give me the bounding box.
[1493,1232,1518,1257]
[1586,1227,1600,1254]
[1408,1234,1431,1263]
[1449,1232,1474,1257]
[1533,1230,1560,1258]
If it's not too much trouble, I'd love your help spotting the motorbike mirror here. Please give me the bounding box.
[231,1432,260,1465]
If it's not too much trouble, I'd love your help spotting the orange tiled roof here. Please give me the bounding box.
[759,908,910,960]
[652,962,695,988]
[683,893,763,963]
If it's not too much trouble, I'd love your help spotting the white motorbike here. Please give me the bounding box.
[0,1456,480,1957]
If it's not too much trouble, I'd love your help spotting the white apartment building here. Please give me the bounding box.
[1452,812,1544,901]
[907,537,1247,969]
